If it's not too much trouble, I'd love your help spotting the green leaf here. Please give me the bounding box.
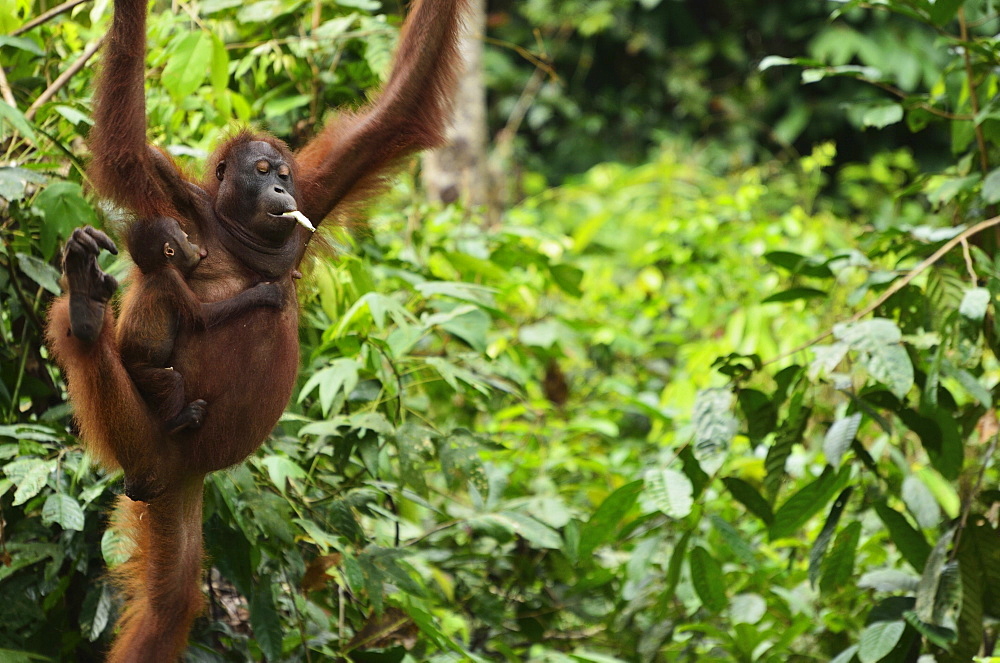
[857,620,905,663]
[643,467,693,519]
[875,501,931,571]
[0,100,36,143]
[250,579,283,661]
[764,392,810,497]
[982,167,1000,203]
[958,286,990,321]
[41,494,85,531]
[820,520,861,594]
[809,486,853,588]
[692,388,736,461]
[162,31,214,102]
[914,528,955,623]
[550,262,584,297]
[665,530,691,597]
[764,251,833,277]
[737,388,777,441]
[79,582,112,641]
[722,477,773,526]
[859,103,904,129]
[434,306,490,352]
[259,455,307,495]
[0,166,46,202]
[0,36,44,56]
[834,319,913,398]
[16,253,62,295]
[4,457,56,506]
[928,0,964,26]
[901,475,940,529]
[770,465,849,540]
[689,545,727,613]
[578,481,643,557]
[761,287,827,303]
[498,511,562,549]
[299,358,359,416]
[824,413,861,467]
[33,181,96,260]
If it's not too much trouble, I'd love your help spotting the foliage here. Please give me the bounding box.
[5,0,1000,662]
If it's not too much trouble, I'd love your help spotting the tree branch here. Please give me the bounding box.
[764,214,1000,367]
[25,36,104,121]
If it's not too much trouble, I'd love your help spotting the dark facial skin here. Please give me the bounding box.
[215,141,299,245]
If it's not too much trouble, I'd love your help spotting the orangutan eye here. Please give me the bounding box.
[164,243,175,257]
[277,164,290,180]
[256,160,270,174]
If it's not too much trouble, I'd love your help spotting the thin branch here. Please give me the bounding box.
[0,65,16,108]
[763,214,1000,366]
[860,77,972,121]
[960,237,977,283]
[25,36,105,121]
[12,0,89,36]
[958,8,989,175]
[484,36,557,79]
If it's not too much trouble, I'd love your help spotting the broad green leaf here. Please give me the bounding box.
[875,501,931,571]
[17,254,62,295]
[79,582,112,642]
[250,579,283,661]
[953,530,985,661]
[834,318,913,398]
[983,166,1000,203]
[820,520,861,594]
[722,477,773,526]
[643,467,693,519]
[4,457,56,506]
[764,391,809,497]
[665,530,691,597]
[761,287,827,303]
[823,413,861,467]
[830,645,859,663]
[959,287,990,321]
[294,518,340,553]
[689,546,727,613]
[33,181,96,260]
[859,103,904,129]
[299,358,359,416]
[0,36,43,56]
[41,494,85,531]
[901,475,940,529]
[809,486,853,587]
[497,511,561,549]
[259,455,307,495]
[0,166,46,202]
[857,620,905,663]
[929,0,964,26]
[0,100,36,142]
[859,569,920,592]
[162,32,214,102]
[578,481,643,557]
[770,465,849,540]
[518,320,563,349]
[729,593,766,625]
[914,537,959,625]
[691,388,736,462]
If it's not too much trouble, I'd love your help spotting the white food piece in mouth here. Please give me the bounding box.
[280,210,316,232]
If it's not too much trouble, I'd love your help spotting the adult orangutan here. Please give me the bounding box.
[44,0,469,658]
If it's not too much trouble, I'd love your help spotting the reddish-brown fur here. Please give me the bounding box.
[45,0,468,659]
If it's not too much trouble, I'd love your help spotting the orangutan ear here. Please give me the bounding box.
[216,161,227,181]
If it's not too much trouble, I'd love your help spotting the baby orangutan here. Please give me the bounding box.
[117,217,283,437]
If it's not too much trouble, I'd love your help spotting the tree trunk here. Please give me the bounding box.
[421,0,488,208]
